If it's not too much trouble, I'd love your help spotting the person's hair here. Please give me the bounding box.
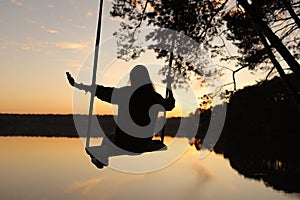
[130,65,155,91]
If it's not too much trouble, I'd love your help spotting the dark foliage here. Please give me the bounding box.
[224,0,300,71]
[212,73,300,194]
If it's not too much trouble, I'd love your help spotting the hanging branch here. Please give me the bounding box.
[131,0,149,38]
[265,66,276,81]
[113,0,149,61]
[220,65,247,91]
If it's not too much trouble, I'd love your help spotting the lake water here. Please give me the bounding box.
[0,137,299,200]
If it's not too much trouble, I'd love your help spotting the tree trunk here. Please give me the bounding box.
[281,0,300,28]
[258,32,300,111]
[238,0,300,78]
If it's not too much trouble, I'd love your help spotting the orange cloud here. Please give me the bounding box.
[47,29,58,34]
[40,25,59,34]
[55,42,88,49]
[110,17,124,22]
[19,44,40,52]
[11,0,23,6]
[20,45,31,51]
[86,9,93,18]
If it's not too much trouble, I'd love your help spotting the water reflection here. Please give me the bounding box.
[226,155,300,193]
[199,133,300,194]
[0,137,298,200]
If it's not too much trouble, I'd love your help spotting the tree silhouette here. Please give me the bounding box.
[236,0,300,77]
[110,0,229,88]
[110,0,300,104]
[223,0,300,109]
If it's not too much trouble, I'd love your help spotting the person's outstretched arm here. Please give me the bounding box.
[66,72,91,92]
[66,72,116,104]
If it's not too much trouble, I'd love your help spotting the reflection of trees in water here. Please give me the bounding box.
[191,74,300,194]
[211,111,300,195]
[227,154,300,193]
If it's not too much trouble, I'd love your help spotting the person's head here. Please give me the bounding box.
[129,65,150,85]
[130,65,155,91]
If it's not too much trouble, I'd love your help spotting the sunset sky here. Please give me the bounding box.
[0,0,265,116]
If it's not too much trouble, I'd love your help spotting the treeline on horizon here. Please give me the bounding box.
[209,73,300,167]
[0,114,181,137]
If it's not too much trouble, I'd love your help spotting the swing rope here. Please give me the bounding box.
[86,0,105,148]
[160,3,181,143]
[86,0,178,146]
[160,39,175,143]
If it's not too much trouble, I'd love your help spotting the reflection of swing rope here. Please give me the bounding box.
[86,0,104,148]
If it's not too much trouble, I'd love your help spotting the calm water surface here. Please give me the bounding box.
[0,137,299,200]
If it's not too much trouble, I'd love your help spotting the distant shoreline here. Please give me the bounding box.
[0,114,181,137]
[0,113,112,116]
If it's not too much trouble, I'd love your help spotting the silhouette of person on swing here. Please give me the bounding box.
[66,65,175,168]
